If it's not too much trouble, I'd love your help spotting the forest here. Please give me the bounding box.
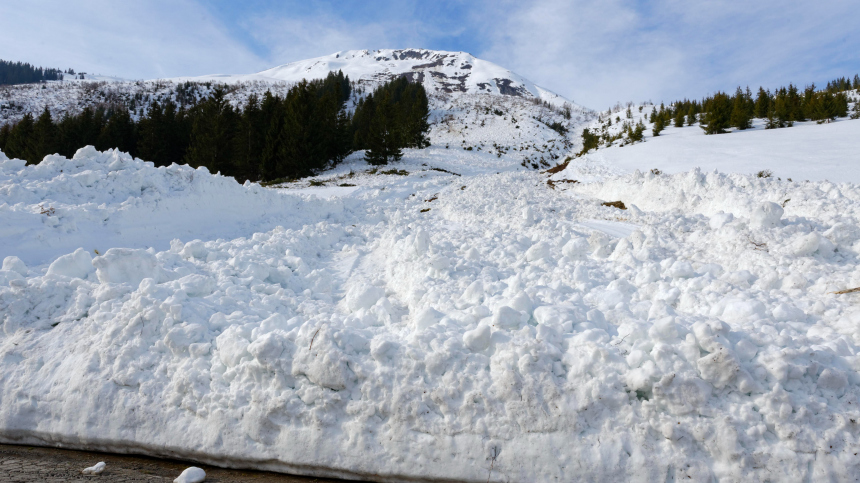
[0,72,430,182]
[0,60,65,85]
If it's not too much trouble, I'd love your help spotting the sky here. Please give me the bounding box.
[1,0,858,108]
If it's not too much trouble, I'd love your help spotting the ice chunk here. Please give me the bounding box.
[92,248,159,285]
[174,467,206,483]
[82,461,106,475]
[749,201,783,229]
[463,324,491,351]
[46,248,94,279]
[2,256,28,276]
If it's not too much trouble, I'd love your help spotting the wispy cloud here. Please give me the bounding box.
[0,0,265,79]
[1,0,856,108]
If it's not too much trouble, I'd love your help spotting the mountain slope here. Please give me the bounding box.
[174,49,575,108]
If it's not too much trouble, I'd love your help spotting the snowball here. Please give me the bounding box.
[2,256,28,276]
[82,461,106,475]
[345,285,385,312]
[791,232,820,257]
[492,306,522,329]
[46,248,94,279]
[525,241,550,262]
[749,201,783,229]
[92,248,159,285]
[174,466,206,483]
[523,206,534,225]
[561,237,589,258]
[463,324,491,351]
[709,212,734,230]
[414,307,444,330]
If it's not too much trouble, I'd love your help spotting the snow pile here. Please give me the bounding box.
[0,146,345,265]
[3,148,860,481]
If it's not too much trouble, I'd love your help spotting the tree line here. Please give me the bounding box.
[0,72,431,182]
[580,73,859,154]
[0,60,65,85]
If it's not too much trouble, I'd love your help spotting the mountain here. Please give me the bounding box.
[174,49,574,108]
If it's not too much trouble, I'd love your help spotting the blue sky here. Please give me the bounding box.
[1,0,858,108]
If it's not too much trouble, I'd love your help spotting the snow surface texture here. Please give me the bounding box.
[4,145,860,482]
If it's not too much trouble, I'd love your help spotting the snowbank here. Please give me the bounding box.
[0,146,345,266]
[2,148,860,481]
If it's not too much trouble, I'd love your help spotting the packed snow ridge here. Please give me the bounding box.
[4,140,860,481]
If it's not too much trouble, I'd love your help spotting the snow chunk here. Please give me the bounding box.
[92,248,159,285]
[81,461,106,475]
[791,232,820,257]
[413,307,444,330]
[174,466,206,483]
[818,368,847,395]
[463,324,491,351]
[46,248,94,279]
[2,256,28,276]
[561,237,589,258]
[709,212,733,230]
[345,285,385,312]
[525,241,550,261]
[492,306,522,329]
[749,201,783,229]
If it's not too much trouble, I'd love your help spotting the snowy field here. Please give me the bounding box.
[4,121,860,481]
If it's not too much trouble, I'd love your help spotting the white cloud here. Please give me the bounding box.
[0,0,265,79]
[473,0,860,108]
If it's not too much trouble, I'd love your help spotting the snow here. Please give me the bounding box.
[174,467,206,483]
[81,461,106,475]
[3,57,860,481]
[4,137,860,481]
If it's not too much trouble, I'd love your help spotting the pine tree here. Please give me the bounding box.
[686,105,697,126]
[5,113,35,162]
[29,106,59,162]
[700,92,732,134]
[652,113,665,136]
[365,90,402,165]
[96,107,136,154]
[0,123,10,154]
[673,108,684,128]
[730,87,752,130]
[184,88,237,175]
[754,87,771,118]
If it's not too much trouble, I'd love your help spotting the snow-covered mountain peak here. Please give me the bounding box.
[181,48,575,107]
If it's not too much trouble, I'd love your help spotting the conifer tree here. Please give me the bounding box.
[185,88,237,175]
[700,92,732,134]
[730,87,752,130]
[652,114,665,136]
[754,87,771,118]
[673,109,684,128]
[96,107,135,154]
[29,106,59,162]
[364,90,402,165]
[0,123,10,153]
[5,113,36,162]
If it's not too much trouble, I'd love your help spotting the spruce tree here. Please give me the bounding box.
[184,87,237,175]
[730,87,752,130]
[365,90,402,165]
[754,87,771,118]
[700,92,732,134]
[5,113,35,162]
[673,109,684,127]
[29,106,59,162]
[652,114,665,136]
[0,123,10,154]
